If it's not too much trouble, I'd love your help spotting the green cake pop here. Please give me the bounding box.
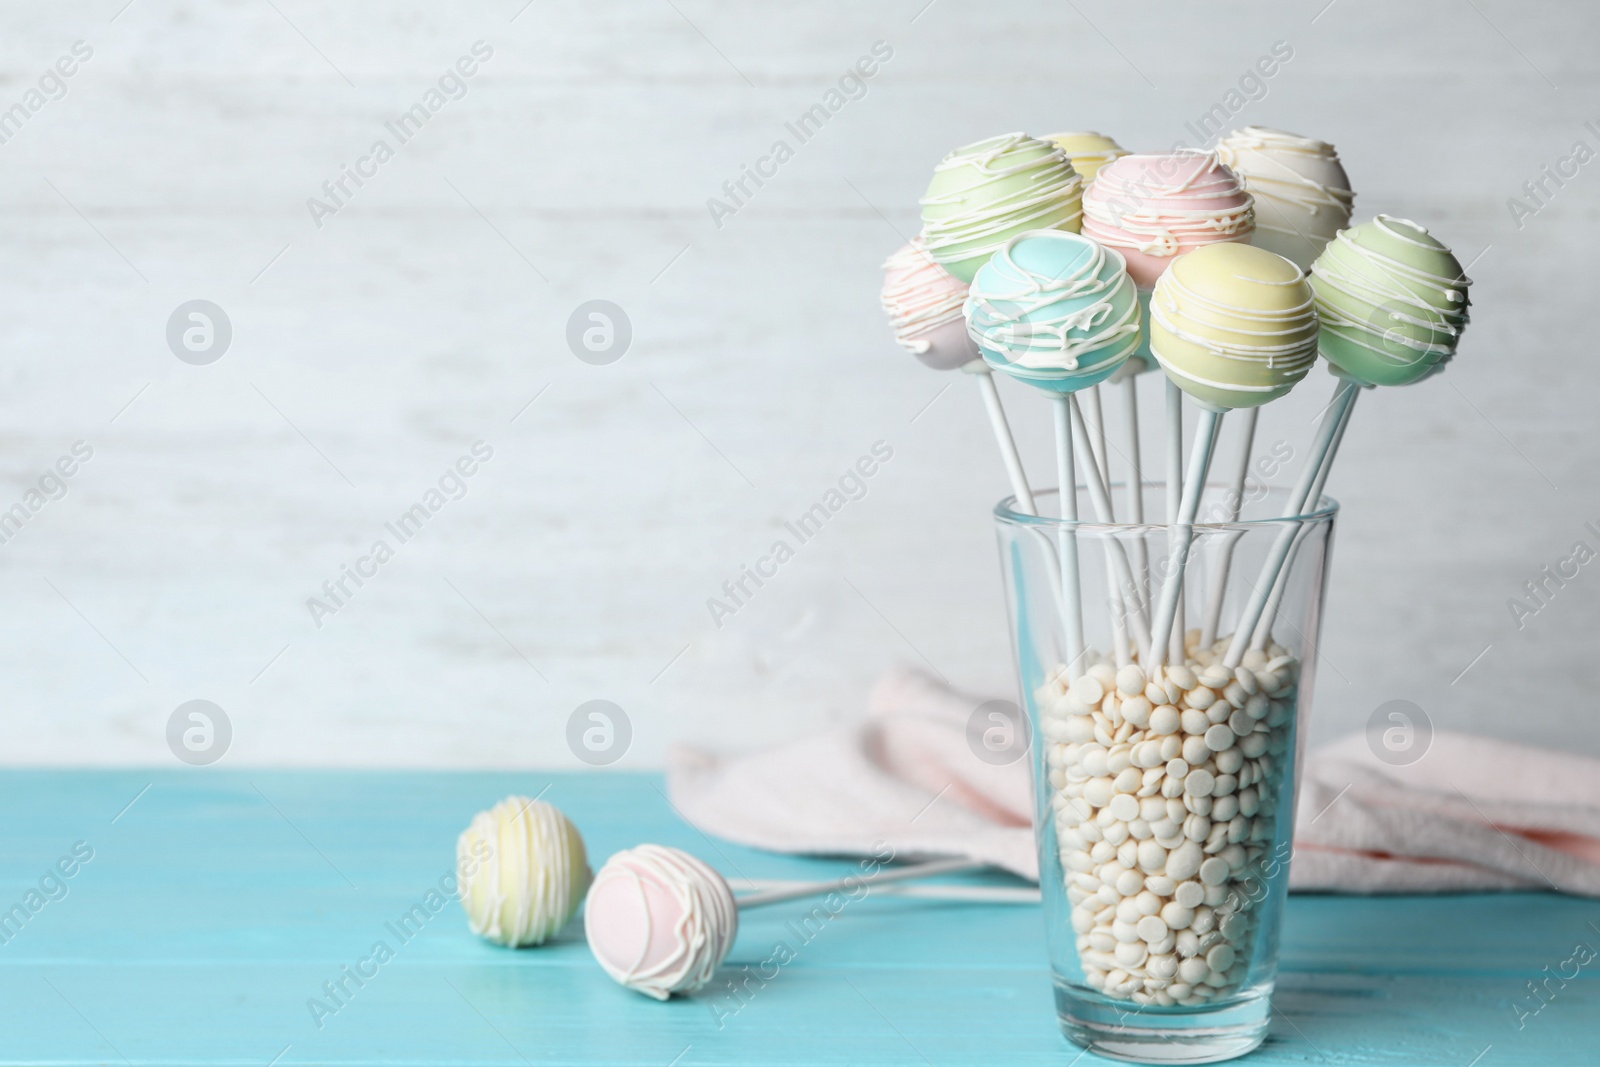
[1308,214,1471,387]
[920,133,1084,283]
[1225,216,1474,668]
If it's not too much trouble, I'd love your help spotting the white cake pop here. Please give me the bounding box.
[584,844,738,1000]
[457,796,591,947]
[1217,127,1354,270]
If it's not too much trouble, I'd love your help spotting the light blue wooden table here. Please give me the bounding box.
[1,771,1593,1066]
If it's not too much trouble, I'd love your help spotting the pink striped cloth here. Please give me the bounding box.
[668,666,1600,895]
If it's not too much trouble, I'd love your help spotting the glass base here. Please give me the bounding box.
[1054,978,1270,1064]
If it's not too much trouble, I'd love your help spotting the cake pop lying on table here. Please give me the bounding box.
[457,796,591,947]
[585,845,984,999]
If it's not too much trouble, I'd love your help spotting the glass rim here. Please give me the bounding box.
[993,482,1340,532]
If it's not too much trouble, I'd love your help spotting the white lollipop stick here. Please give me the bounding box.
[1249,386,1355,651]
[1070,389,1133,668]
[1148,408,1223,667]
[1052,395,1086,671]
[970,363,1037,515]
[1069,396,1152,666]
[1199,406,1259,647]
[1119,375,1150,616]
[1163,379,1185,662]
[736,857,985,908]
[1224,378,1359,668]
[1080,385,1113,491]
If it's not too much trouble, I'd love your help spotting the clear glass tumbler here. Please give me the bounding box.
[995,483,1337,1065]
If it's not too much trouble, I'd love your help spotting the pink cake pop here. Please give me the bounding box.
[1082,152,1255,289]
[585,844,738,1000]
[880,237,979,371]
[586,845,987,999]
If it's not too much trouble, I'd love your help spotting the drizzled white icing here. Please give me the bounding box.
[920,133,1083,273]
[1083,152,1254,265]
[1217,127,1354,267]
[1311,214,1471,371]
[584,844,738,1000]
[965,231,1138,376]
[1150,248,1319,408]
[458,796,591,947]
[880,237,977,368]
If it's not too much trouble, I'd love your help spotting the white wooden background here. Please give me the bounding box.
[0,0,1593,767]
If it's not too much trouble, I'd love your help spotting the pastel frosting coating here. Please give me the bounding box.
[1150,243,1319,411]
[1308,215,1471,387]
[1217,127,1355,270]
[920,133,1084,283]
[584,844,738,1000]
[965,230,1139,394]
[457,796,591,947]
[1082,152,1255,289]
[881,237,980,371]
[1044,131,1128,183]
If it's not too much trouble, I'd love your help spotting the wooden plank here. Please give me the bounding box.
[0,771,1595,1064]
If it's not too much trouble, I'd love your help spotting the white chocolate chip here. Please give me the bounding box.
[1144,875,1176,897]
[1147,954,1179,980]
[1165,841,1203,881]
[1199,857,1230,886]
[1109,794,1140,821]
[1115,940,1149,968]
[1205,943,1236,972]
[1136,915,1169,943]
[1149,705,1182,735]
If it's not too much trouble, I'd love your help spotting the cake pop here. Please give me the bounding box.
[1146,243,1319,664]
[1224,215,1471,666]
[920,133,1084,283]
[880,237,980,371]
[1085,151,1256,651]
[1217,127,1355,270]
[1150,242,1320,411]
[586,845,984,999]
[585,844,737,1000]
[1308,214,1470,387]
[879,232,1039,516]
[1082,152,1254,289]
[458,796,591,947]
[965,230,1140,391]
[1044,131,1128,184]
[966,230,1147,666]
